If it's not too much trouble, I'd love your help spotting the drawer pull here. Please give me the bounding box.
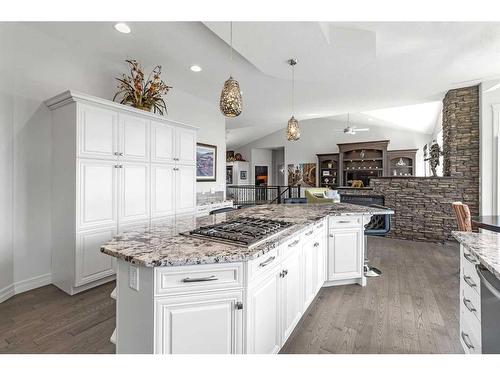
[461,331,475,349]
[305,230,314,236]
[313,242,320,247]
[316,223,324,229]
[463,275,477,288]
[463,252,477,264]
[288,240,300,248]
[259,256,276,268]
[336,220,352,224]
[182,275,218,283]
[462,297,477,312]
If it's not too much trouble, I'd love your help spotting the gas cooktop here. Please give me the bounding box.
[182,217,294,247]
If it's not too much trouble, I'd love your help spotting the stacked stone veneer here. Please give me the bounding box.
[370,177,478,242]
[369,85,480,242]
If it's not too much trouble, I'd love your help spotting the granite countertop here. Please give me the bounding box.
[197,199,233,207]
[452,231,500,280]
[101,203,393,268]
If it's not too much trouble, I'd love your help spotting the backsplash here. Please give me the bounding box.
[196,191,225,206]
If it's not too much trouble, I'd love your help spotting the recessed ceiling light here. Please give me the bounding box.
[368,117,373,121]
[114,23,131,34]
[190,65,202,72]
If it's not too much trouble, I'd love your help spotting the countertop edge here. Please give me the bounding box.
[102,208,393,268]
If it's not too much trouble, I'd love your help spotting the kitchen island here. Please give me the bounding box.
[101,203,393,354]
[452,231,500,354]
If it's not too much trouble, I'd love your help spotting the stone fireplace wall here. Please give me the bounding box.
[369,85,480,242]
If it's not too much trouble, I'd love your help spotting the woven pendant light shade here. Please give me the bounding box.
[286,116,300,141]
[220,76,242,117]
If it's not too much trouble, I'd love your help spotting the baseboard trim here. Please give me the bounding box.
[0,273,52,304]
[0,284,15,304]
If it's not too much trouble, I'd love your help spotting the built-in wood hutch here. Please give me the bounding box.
[316,140,417,188]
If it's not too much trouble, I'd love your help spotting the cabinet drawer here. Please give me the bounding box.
[460,307,481,354]
[462,280,481,322]
[154,263,243,296]
[247,248,280,281]
[329,216,361,229]
[278,235,303,259]
[462,250,480,296]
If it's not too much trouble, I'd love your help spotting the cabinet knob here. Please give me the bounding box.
[114,152,124,156]
[313,242,320,247]
[235,302,243,310]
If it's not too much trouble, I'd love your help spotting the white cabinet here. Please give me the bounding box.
[119,114,149,162]
[151,164,175,218]
[327,228,363,281]
[76,228,116,286]
[176,128,197,165]
[176,164,196,213]
[47,91,198,295]
[246,269,281,354]
[303,234,321,310]
[77,159,118,230]
[280,249,303,343]
[118,162,150,225]
[151,121,175,163]
[78,104,118,160]
[151,122,196,165]
[154,291,243,354]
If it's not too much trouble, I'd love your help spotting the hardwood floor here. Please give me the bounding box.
[0,237,462,354]
[281,236,463,354]
[0,281,115,353]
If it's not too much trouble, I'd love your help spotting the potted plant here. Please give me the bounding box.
[113,59,172,115]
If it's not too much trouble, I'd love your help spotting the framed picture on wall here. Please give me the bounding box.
[196,143,217,181]
[240,170,247,180]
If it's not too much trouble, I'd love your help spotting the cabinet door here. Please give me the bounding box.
[328,228,363,280]
[78,104,118,160]
[77,160,118,230]
[315,233,327,291]
[247,271,281,354]
[151,164,175,218]
[155,291,243,354]
[118,162,150,225]
[175,164,196,213]
[151,121,175,163]
[175,128,196,165]
[75,228,116,287]
[281,250,303,344]
[118,114,149,162]
[303,239,318,310]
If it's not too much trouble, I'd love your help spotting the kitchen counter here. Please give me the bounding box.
[101,203,393,268]
[452,231,500,280]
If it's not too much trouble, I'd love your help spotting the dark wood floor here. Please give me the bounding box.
[0,237,462,354]
[281,237,463,354]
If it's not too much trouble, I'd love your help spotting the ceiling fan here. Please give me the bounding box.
[335,113,370,135]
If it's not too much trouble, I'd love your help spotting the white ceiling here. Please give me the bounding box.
[22,22,500,148]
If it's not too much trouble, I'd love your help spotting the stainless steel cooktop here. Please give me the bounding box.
[182,217,293,247]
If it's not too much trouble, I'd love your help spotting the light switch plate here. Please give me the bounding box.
[129,265,139,291]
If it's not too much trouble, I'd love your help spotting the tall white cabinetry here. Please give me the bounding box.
[47,91,197,295]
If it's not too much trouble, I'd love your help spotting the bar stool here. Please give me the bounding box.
[451,202,472,231]
[364,205,392,277]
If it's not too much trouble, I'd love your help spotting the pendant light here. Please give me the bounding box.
[219,22,243,117]
[286,58,300,141]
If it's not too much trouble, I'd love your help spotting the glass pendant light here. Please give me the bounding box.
[286,58,300,141]
[220,22,242,117]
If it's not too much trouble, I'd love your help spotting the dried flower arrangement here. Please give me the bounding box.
[113,59,172,115]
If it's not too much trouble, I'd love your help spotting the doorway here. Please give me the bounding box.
[255,166,268,186]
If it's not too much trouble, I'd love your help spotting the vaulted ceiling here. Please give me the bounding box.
[23,21,500,147]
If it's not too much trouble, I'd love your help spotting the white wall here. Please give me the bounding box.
[479,80,500,215]
[235,118,431,182]
[0,23,225,301]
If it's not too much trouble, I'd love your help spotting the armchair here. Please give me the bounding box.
[304,188,334,204]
